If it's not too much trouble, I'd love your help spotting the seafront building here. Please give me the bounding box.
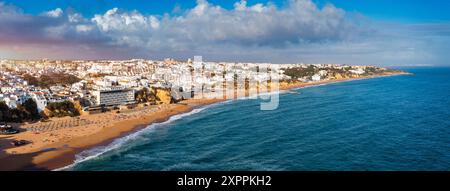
[30,92,48,112]
[92,87,135,107]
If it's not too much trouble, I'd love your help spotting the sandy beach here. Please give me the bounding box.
[0,72,409,171]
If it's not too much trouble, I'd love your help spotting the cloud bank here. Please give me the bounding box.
[1,0,449,66]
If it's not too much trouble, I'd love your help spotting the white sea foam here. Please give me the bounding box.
[54,103,226,171]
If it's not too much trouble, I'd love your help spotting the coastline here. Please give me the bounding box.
[0,72,410,171]
[0,98,223,170]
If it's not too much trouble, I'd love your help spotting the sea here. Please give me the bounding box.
[67,67,450,171]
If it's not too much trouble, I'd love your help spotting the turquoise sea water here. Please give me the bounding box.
[70,67,450,171]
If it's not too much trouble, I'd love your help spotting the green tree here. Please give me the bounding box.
[0,101,10,122]
[22,74,39,86]
[282,65,317,80]
[22,99,40,120]
[35,72,81,88]
[9,108,25,122]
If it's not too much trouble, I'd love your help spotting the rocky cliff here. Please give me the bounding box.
[154,88,172,104]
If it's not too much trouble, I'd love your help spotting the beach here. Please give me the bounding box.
[0,71,409,171]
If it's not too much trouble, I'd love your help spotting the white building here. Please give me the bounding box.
[312,74,321,81]
[31,92,48,112]
[349,68,365,75]
[318,70,328,76]
[1,86,14,93]
[92,88,135,106]
[3,97,17,109]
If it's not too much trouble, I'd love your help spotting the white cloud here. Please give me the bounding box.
[44,8,63,18]
[76,24,93,32]
[149,16,160,29]
[0,2,25,19]
[68,13,83,23]
[234,0,267,12]
[1,0,356,50]
[86,0,354,50]
[92,8,159,32]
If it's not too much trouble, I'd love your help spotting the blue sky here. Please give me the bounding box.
[4,0,450,22]
[1,0,450,66]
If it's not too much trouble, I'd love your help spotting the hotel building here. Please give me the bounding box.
[92,87,135,107]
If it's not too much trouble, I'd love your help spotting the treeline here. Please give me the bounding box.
[282,65,317,80]
[0,99,40,123]
[365,67,401,75]
[0,99,82,123]
[23,72,81,88]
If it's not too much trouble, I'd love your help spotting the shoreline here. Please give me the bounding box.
[0,98,223,171]
[0,72,410,171]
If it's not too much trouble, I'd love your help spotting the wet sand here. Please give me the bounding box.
[0,72,409,171]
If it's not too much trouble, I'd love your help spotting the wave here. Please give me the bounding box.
[55,103,221,171]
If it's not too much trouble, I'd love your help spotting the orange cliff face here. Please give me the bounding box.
[334,73,344,79]
[154,88,172,104]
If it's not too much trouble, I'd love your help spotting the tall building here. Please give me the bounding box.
[31,92,48,112]
[92,87,135,106]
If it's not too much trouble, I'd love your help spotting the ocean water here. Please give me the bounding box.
[69,67,450,171]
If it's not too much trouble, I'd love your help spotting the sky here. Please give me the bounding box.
[0,0,449,66]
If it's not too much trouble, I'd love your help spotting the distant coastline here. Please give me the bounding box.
[0,71,410,171]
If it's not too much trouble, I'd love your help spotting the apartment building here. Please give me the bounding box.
[92,87,135,106]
